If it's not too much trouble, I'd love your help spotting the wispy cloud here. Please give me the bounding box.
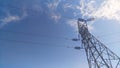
[66,19,77,30]
[74,0,96,18]
[51,13,61,22]
[47,0,61,22]
[1,15,20,23]
[47,0,60,11]
[32,4,43,12]
[63,3,75,11]
[0,11,27,28]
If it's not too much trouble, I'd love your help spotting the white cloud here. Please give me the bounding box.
[30,0,120,31]
[51,13,61,22]
[0,15,20,28]
[47,0,60,11]
[76,0,96,18]
[76,0,120,23]
[92,0,120,22]
[64,0,120,31]
[0,11,27,28]
[1,15,20,23]
[63,3,74,10]
[66,19,94,31]
[87,24,94,31]
[32,4,43,12]
[47,0,61,22]
[66,19,77,30]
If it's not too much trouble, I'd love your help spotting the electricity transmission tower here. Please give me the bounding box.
[74,18,120,68]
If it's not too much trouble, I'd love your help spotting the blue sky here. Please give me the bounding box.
[0,0,120,68]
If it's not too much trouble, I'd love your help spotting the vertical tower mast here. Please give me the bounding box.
[77,18,120,68]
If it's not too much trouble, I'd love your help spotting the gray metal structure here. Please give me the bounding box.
[77,18,120,68]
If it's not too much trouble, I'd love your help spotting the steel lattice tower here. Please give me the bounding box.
[77,18,120,68]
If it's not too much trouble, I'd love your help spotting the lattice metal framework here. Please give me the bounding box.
[77,18,120,68]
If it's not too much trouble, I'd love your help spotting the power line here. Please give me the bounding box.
[0,29,120,48]
[0,29,71,40]
[0,35,120,49]
[105,40,120,45]
[0,37,71,48]
[1,29,120,41]
[95,31,120,38]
